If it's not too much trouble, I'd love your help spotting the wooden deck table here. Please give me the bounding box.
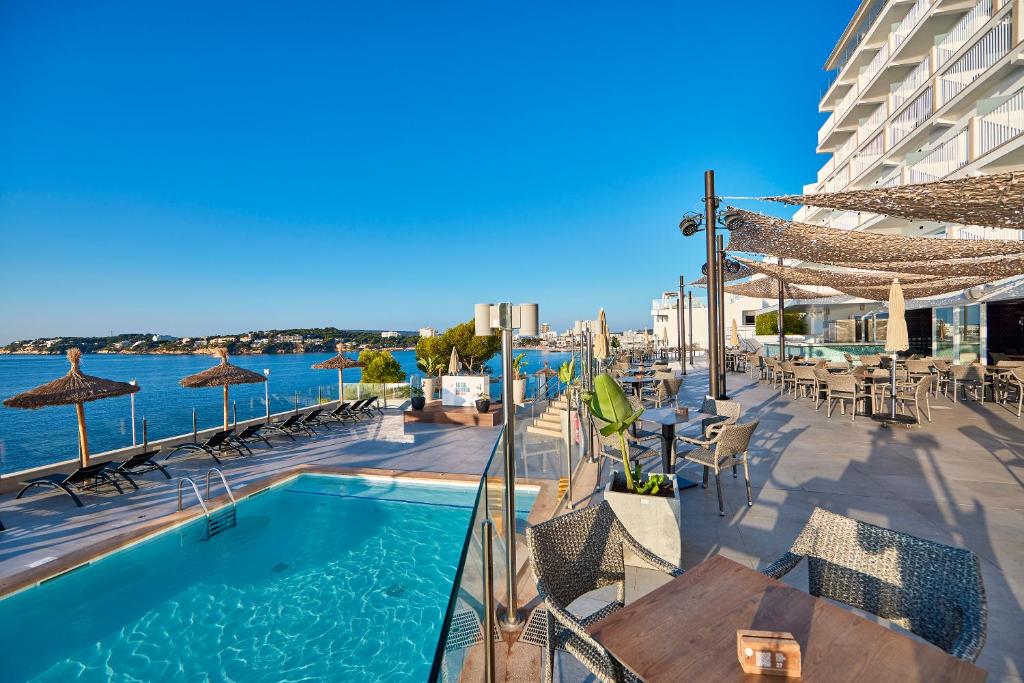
[588,554,986,683]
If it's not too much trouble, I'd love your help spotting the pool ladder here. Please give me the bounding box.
[177,468,237,539]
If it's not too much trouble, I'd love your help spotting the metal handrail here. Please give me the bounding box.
[177,477,209,514]
[205,467,236,505]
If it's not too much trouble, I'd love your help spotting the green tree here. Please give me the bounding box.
[755,312,807,336]
[358,350,406,383]
[416,320,501,373]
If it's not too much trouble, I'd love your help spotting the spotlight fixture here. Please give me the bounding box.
[678,213,703,236]
[724,211,743,229]
[725,259,743,274]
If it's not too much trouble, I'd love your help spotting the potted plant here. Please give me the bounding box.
[410,386,426,410]
[474,391,490,414]
[583,373,682,566]
[416,355,444,401]
[511,352,528,405]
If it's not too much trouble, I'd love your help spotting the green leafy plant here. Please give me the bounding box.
[755,311,807,336]
[416,354,445,378]
[410,386,424,397]
[416,320,501,374]
[358,350,406,384]
[581,373,644,492]
[557,358,576,387]
[511,352,528,379]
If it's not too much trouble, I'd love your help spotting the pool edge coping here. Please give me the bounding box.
[0,465,496,601]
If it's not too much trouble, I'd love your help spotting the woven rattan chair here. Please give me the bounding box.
[825,374,871,421]
[678,398,741,446]
[763,508,987,662]
[859,354,882,367]
[878,375,933,424]
[778,361,797,397]
[812,367,831,410]
[931,359,952,397]
[998,367,1024,418]
[526,502,684,683]
[676,420,759,516]
[655,377,682,407]
[906,359,933,384]
[951,364,991,403]
[792,365,817,400]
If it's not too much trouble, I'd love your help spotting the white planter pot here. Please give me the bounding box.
[513,378,527,405]
[422,377,437,401]
[604,471,682,568]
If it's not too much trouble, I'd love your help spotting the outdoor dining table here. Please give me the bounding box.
[588,554,986,683]
[638,406,698,489]
[619,375,658,398]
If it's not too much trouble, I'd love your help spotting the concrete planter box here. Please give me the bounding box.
[513,378,527,405]
[604,471,682,568]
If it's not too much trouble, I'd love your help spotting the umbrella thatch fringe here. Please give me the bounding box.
[180,347,266,388]
[3,348,139,409]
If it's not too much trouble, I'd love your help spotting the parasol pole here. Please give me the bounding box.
[222,385,230,431]
[75,402,89,467]
[338,368,344,404]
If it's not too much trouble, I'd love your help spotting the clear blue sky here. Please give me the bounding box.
[0,1,856,343]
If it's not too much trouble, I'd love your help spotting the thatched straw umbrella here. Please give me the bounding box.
[312,343,364,403]
[3,348,139,467]
[180,348,266,431]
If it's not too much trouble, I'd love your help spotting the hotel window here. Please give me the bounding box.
[960,304,981,364]
[743,312,756,326]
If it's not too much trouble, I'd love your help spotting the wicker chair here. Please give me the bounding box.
[591,416,657,489]
[905,359,933,384]
[655,377,682,407]
[677,398,741,446]
[859,354,882,367]
[526,502,684,683]
[676,420,759,516]
[778,361,797,397]
[878,375,933,424]
[951,364,991,403]
[931,359,952,397]
[792,365,817,400]
[998,367,1024,417]
[825,374,871,421]
[812,367,832,410]
[763,508,987,662]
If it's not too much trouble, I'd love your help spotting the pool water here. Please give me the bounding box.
[0,475,520,682]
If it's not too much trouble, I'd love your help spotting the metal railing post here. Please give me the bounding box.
[482,519,496,683]
[678,275,687,375]
[499,319,522,630]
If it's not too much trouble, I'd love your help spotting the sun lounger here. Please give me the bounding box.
[317,402,358,425]
[16,462,127,507]
[262,414,313,438]
[111,449,171,480]
[364,396,384,415]
[164,429,247,464]
[230,424,274,449]
[296,408,324,433]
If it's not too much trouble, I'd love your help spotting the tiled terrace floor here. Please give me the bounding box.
[539,362,1024,682]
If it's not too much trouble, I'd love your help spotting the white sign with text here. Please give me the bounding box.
[441,375,489,407]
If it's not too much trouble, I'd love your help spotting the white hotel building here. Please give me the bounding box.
[792,0,1024,363]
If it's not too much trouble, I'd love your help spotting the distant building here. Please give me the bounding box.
[541,322,550,335]
[210,336,237,345]
[418,327,437,338]
[275,334,302,344]
[381,331,400,339]
[151,334,176,342]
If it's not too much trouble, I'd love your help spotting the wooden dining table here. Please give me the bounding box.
[588,554,986,682]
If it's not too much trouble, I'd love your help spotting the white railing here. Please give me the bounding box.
[938,19,1012,106]
[890,55,931,110]
[890,88,933,146]
[818,112,836,146]
[817,157,836,184]
[834,133,860,166]
[858,43,891,92]
[859,102,888,142]
[835,84,861,121]
[892,0,932,51]
[830,211,863,230]
[826,164,851,192]
[949,225,1024,240]
[977,87,1024,156]
[936,0,994,67]
[876,165,903,188]
[906,129,969,183]
[851,132,885,177]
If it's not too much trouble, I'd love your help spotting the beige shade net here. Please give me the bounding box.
[725,208,1024,263]
[698,277,835,299]
[762,171,1024,230]
[830,254,1024,278]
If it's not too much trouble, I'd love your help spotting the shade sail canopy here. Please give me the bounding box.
[734,257,939,287]
[886,280,910,353]
[180,348,267,388]
[312,343,364,370]
[831,254,1024,278]
[696,277,833,299]
[725,208,1024,264]
[761,172,1024,231]
[4,348,139,409]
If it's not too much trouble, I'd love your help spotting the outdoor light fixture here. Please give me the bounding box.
[129,379,137,446]
[678,213,703,236]
[474,301,539,630]
[263,368,270,420]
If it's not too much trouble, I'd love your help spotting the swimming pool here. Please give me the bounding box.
[0,474,529,682]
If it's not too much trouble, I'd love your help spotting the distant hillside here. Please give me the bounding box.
[0,328,421,355]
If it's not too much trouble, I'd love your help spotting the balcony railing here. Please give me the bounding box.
[907,129,969,183]
[818,111,837,146]
[890,88,933,146]
[826,164,851,192]
[859,102,888,142]
[858,43,891,92]
[890,55,931,110]
[834,133,860,166]
[936,0,994,67]
[830,211,863,230]
[851,131,885,177]
[817,157,836,183]
[835,83,861,121]
[949,225,1024,241]
[977,86,1024,156]
[937,19,1012,107]
[892,0,932,51]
